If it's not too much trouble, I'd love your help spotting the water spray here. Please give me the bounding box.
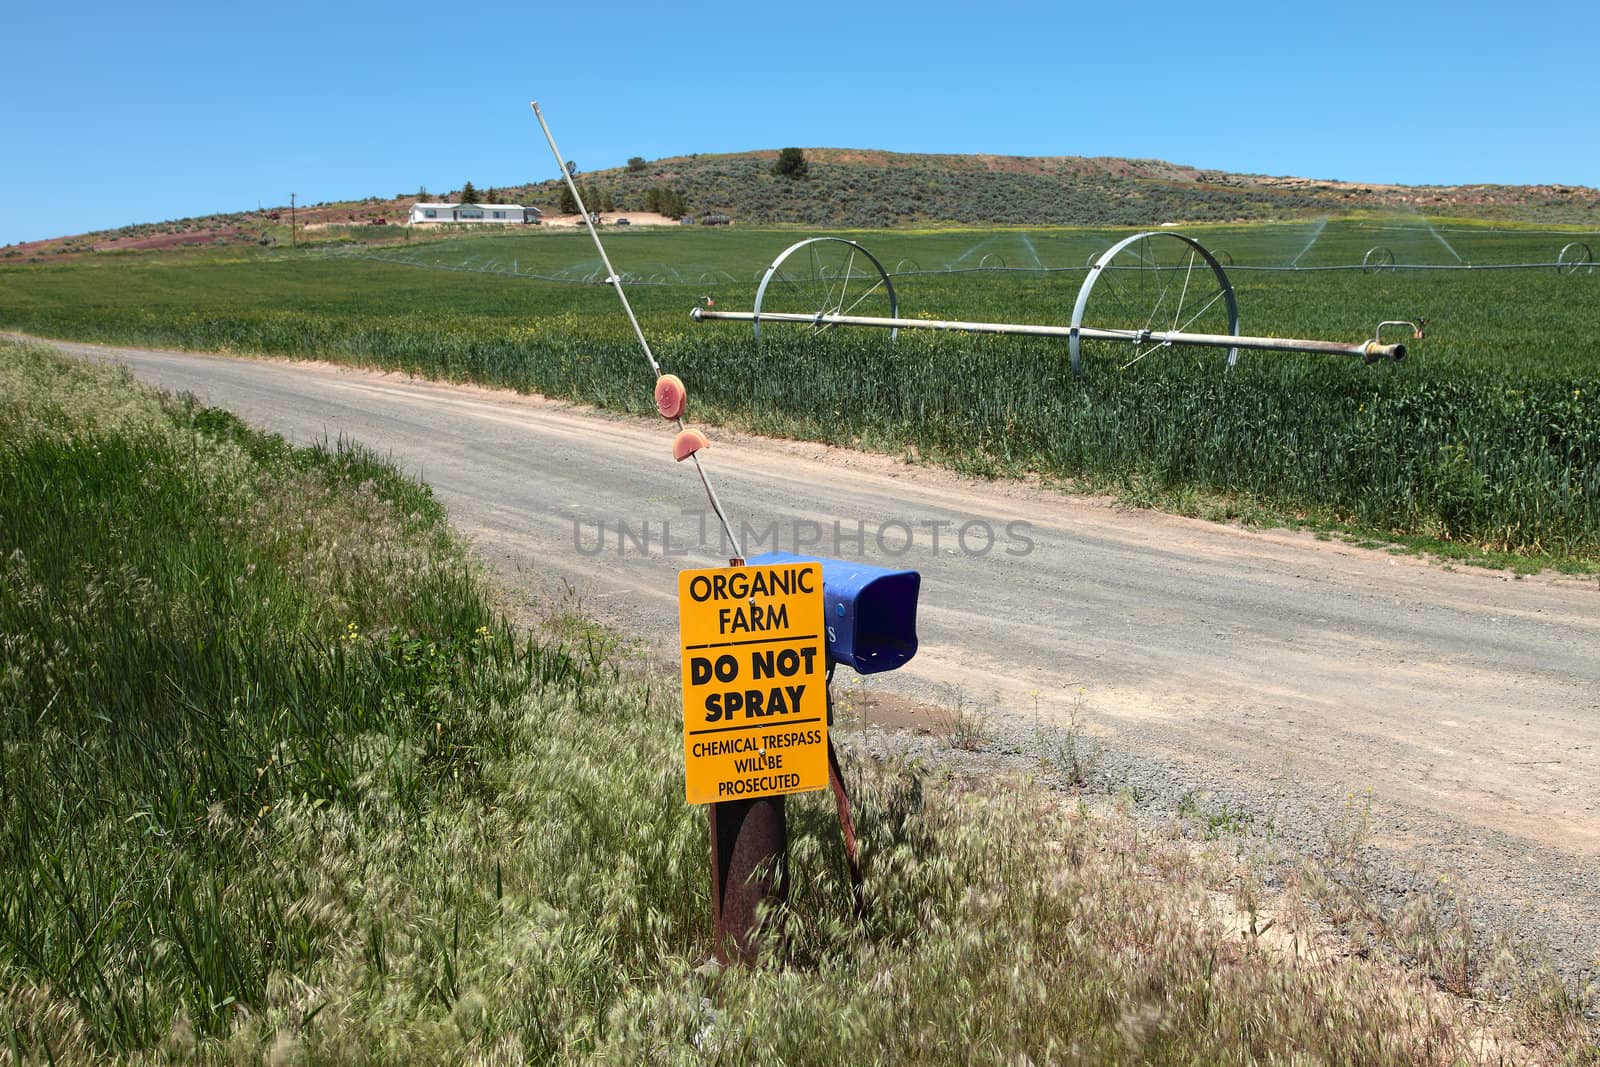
[1287,218,1328,268]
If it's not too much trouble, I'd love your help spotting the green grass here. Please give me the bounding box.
[2,338,1596,1063]
[0,340,610,1054]
[2,219,1598,566]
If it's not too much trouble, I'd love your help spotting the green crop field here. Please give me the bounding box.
[3,218,1597,563]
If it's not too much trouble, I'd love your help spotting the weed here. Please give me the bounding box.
[1038,688,1098,788]
[941,690,986,752]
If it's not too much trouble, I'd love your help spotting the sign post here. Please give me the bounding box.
[530,104,885,968]
[678,559,829,962]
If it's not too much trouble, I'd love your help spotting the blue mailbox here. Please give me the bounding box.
[748,551,920,674]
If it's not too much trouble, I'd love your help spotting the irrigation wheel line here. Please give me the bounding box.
[1361,246,1397,272]
[1068,231,1240,375]
[695,230,1407,372]
[753,237,899,341]
[1558,241,1595,275]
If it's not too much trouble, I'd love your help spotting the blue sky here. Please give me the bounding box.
[3,1,1596,247]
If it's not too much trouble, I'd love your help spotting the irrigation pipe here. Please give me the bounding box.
[315,245,1591,283]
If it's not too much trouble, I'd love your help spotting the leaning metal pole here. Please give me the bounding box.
[530,102,744,560]
[690,307,1408,363]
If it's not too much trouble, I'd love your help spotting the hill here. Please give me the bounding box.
[6,148,1597,259]
[503,147,1600,229]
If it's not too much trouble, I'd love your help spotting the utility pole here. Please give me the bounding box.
[290,192,297,248]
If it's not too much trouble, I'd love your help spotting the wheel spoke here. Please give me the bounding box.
[1096,267,1132,317]
[809,244,823,314]
[1173,287,1228,337]
[1121,339,1169,371]
[1142,242,1183,333]
[837,250,858,315]
[773,265,799,297]
[1138,238,1150,322]
[1171,250,1197,334]
[841,277,886,317]
[1142,268,1176,333]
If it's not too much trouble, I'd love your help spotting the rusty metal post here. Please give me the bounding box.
[704,553,788,965]
[708,796,788,965]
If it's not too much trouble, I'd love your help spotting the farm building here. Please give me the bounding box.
[408,203,541,226]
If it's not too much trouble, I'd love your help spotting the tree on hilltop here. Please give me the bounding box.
[772,148,809,179]
[460,181,480,203]
[627,156,647,172]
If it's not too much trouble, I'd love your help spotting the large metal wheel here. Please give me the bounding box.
[1557,241,1594,275]
[1068,232,1239,375]
[1362,246,1396,272]
[752,237,898,340]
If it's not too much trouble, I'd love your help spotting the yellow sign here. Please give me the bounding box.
[678,562,828,805]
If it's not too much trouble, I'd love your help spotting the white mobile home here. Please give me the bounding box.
[409,203,541,225]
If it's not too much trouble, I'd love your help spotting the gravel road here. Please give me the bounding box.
[44,338,1600,992]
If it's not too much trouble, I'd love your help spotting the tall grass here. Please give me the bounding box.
[1,339,1594,1062]
[0,340,588,1053]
